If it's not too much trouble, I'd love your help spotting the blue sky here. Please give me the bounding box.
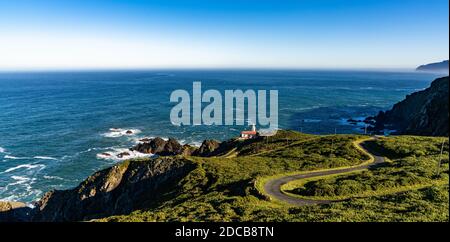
[0,0,448,70]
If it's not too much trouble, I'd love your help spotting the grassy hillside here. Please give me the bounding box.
[97,131,449,222]
[283,136,448,200]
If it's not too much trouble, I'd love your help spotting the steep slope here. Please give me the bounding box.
[369,76,449,136]
[31,157,196,222]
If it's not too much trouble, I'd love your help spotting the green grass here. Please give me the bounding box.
[282,136,449,201]
[259,135,371,170]
[96,132,449,222]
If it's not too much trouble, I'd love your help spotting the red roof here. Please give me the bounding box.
[241,131,257,135]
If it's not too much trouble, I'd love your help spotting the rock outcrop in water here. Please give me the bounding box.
[30,157,196,222]
[368,76,449,136]
[131,137,195,156]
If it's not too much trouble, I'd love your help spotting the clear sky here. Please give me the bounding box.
[0,0,448,70]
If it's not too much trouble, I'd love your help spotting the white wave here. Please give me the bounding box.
[4,164,46,173]
[43,175,64,180]
[131,136,155,144]
[69,146,116,157]
[4,155,29,160]
[3,176,41,204]
[96,148,154,161]
[10,175,31,183]
[132,136,171,144]
[33,156,58,160]
[0,147,5,153]
[102,128,141,138]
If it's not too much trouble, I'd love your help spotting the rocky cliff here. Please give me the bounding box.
[369,76,449,136]
[28,156,196,222]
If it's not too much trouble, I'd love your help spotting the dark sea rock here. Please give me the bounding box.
[139,138,152,142]
[116,152,130,158]
[369,76,449,136]
[131,137,199,156]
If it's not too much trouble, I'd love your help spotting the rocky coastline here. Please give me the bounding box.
[0,135,251,222]
[344,76,449,136]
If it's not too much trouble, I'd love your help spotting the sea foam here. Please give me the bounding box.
[4,164,46,173]
[4,155,29,160]
[102,128,141,138]
[43,175,64,180]
[33,156,58,160]
[96,148,154,161]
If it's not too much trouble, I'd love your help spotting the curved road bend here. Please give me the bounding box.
[263,139,385,206]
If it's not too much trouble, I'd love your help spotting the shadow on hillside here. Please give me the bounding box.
[0,206,34,222]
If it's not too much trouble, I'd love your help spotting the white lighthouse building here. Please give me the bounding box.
[240,124,258,139]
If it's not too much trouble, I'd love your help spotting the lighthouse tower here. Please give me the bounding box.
[240,124,258,139]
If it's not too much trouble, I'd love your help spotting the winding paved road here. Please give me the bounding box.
[263,138,385,206]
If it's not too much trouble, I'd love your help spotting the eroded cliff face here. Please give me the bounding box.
[31,157,196,222]
[370,76,449,136]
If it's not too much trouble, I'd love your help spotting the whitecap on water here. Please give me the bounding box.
[4,155,29,160]
[102,128,141,138]
[131,136,155,144]
[43,175,64,180]
[131,136,172,144]
[4,163,46,173]
[3,176,42,203]
[0,147,5,153]
[10,175,31,184]
[3,154,58,161]
[33,156,58,160]
[96,148,154,161]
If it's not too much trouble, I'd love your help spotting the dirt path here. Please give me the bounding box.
[263,138,385,206]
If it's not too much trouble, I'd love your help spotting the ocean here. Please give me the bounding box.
[0,70,443,203]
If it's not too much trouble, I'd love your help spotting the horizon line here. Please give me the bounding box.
[0,66,425,73]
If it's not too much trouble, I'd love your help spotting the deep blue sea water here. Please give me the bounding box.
[0,70,443,203]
